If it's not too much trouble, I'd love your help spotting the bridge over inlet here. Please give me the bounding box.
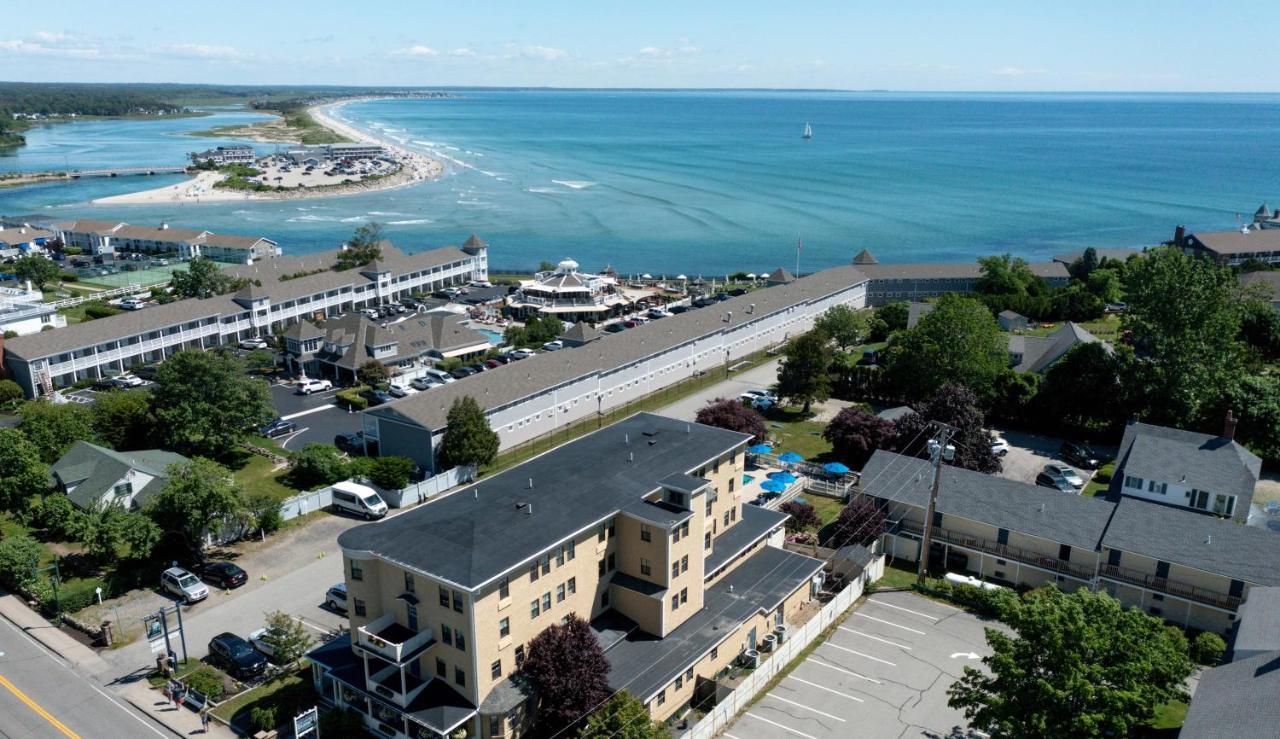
[68,166,189,178]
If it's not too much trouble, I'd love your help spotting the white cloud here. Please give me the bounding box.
[993,66,1048,77]
[450,48,476,58]
[392,44,440,58]
[157,43,252,61]
[32,31,76,43]
[517,44,569,61]
[0,35,104,59]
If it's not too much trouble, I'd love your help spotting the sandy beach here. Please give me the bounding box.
[92,98,443,205]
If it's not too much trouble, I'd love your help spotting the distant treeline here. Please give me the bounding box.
[0,81,190,118]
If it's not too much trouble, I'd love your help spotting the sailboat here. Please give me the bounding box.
[802,122,812,140]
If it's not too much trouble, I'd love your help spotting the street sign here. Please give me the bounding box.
[294,706,319,739]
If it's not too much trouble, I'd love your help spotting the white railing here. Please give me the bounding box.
[357,614,435,665]
[47,283,147,309]
[682,555,884,739]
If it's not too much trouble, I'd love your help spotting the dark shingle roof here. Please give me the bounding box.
[1008,322,1107,373]
[861,451,1114,552]
[49,441,187,509]
[704,504,789,575]
[1114,421,1261,504]
[852,249,879,265]
[1181,651,1280,739]
[338,414,750,590]
[1231,587,1280,660]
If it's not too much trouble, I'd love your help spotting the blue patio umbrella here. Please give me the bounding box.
[823,462,852,474]
[760,479,787,493]
[747,444,773,454]
[767,471,798,484]
[778,452,804,464]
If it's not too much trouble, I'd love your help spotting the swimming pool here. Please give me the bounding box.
[743,474,755,486]
[478,328,504,345]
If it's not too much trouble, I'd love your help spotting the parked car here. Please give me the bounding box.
[239,337,268,350]
[388,382,418,398]
[197,561,248,589]
[1035,472,1078,493]
[1060,442,1099,469]
[410,376,441,391]
[422,368,456,384]
[451,366,477,380]
[692,296,717,308]
[605,323,627,333]
[161,567,209,604]
[131,365,160,381]
[330,481,388,520]
[208,632,268,680]
[96,374,143,391]
[741,389,776,403]
[119,297,147,310]
[334,431,364,453]
[466,363,489,374]
[325,583,348,613]
[990,434,1010,456]
[295,378,333,395]
[491,354,514,365]
[729,288,748,297]
[360,389,394,406]
[260,418,298,438]
[485,359,503,369]
[668,304,689,314]
[247,627,279,661]
[542,340,564,351]
[1043,463,1084,488]
[647,308,670,319]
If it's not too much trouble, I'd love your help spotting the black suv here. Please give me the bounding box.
[208,632,267,679]
[1060,442,1100,469]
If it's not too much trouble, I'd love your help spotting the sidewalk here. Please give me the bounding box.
[0,591,235,738]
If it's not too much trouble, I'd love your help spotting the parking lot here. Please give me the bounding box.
[994,428,1112,493]
[266,382,361,451]
[726,590,998,739]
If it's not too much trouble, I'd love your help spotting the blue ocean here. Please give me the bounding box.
[2,91,1279,274]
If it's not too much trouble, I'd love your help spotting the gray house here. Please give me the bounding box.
[282,310,490,381]
[997,310,1027,332]
[49,441,187,511]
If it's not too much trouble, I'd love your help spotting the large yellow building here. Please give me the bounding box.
[307,413,824,738]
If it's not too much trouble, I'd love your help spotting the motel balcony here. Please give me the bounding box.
[1099,565,1241,611]
[897,521,1096,582]
[356,613,435,665]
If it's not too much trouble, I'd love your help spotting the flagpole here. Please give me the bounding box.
[796,236,801,276]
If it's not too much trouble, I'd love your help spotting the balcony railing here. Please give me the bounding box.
[1100,565,1241,611]
[898,522,1096,581]
[356,613,435,664]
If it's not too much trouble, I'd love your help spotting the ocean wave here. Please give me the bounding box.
[340,216,369,223]
[411,140,440,147]
[553,180,598,190]
[479,171,504,178]
[445,146,461,151]
[387,218,433,225]
[525,187,561,194]
[367,211,410,216]
[456,200,492,206]
[288,215,340,222]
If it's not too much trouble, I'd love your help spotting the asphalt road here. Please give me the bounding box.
[0,615,167,739]
[657,358,782,421]
[267,383,362,451]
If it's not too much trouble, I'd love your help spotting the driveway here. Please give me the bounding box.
[267,382,361,451]
[993,428,1112,492]
[726,590,998,739]
[658,358,782,422]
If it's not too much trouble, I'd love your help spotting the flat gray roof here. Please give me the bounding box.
[369,264,869,432]
[338,413,751,590]
[858,260,1069,281]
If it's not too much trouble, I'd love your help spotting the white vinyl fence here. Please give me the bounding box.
[384,465,475,508]
[682,554,886,739]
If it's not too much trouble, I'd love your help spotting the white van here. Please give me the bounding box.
[330,481,388,520]
[423,368,456,384]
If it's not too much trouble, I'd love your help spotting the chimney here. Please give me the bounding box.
[1223,410,1237,441]
[1173,224,1186,246]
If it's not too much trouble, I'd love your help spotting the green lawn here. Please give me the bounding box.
[810,496,843,528]
[874,561,919,590]
[762,406,834,462]
[212,669,316,733]
[0,513,111,615]
[1016,315,1122,339]
[1145,698,1188,731]
[1081,462,1115,498]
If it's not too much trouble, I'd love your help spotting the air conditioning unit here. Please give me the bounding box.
[760,634,778,653]
[774,625,789,644]
[740,649,760,669]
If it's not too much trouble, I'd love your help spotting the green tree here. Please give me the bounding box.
[775,330,832,413]
[1199,374,1280,464]
[13,255,62,290]
[149,350,274,458]
[169,256,244,299]
[0,535,43,589]
[948,587,1194,739]
[892,384,1003,474]
[356,360,389,386]
[884,294,1007,403]
[244,349,276,374]
[876,301,910,333]
[146,458,244,555]
[0,429,48,513]
[579,692,669,739]
[1034,343,1126,437]
[335,223,384,270]
[289,444,350,489]
[35,494,78,538]
[1069,246,1100,281]
[1123,249,1242,425]
[366,456,415,491]
[68,503,157,561]
[1085,268,1122,304]
[260,610,314,664]
[975,254,1042,296]
[17,401,95,462]
[1239,298,1280,361]
[90,389,152,450]
[814,304,869,351]
[438,396,499,469]
[0,379,24,408]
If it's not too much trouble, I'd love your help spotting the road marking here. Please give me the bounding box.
[787,675,864,703]
[853,612,927,634]
[279,427,309,450]
[0,673,81,738]
[824,642,896,666]
[767,694,846,722]
[294,615,334,634]
[839,626,912,649]
[950,651,981,660]
[866,598,946,619]
[745,712,818,739]
[805,657,881,684]
[281,405,338,421]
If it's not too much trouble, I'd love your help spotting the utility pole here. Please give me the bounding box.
[917,424,955,585]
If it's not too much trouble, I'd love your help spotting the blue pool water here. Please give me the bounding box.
[743,474,756,486]
[478,328,504,345]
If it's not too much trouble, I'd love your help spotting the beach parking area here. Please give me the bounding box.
[250,153,399,190]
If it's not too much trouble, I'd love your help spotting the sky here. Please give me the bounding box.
[0,1,1274,91]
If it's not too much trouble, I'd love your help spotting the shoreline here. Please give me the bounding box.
[90,97,443,206]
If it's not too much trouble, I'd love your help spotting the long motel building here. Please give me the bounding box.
[861,436,1278,637]
[307,413,825,739]
[363,264,870,471]
[1,238,489,398]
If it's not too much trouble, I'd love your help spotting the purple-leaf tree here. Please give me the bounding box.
[695,398,767,443]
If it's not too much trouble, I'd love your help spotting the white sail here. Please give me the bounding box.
[802,122,812,139]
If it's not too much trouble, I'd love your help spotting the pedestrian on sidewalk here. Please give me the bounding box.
[162,681,172,706]
[200,706,211,733]
[172,685,182,711]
